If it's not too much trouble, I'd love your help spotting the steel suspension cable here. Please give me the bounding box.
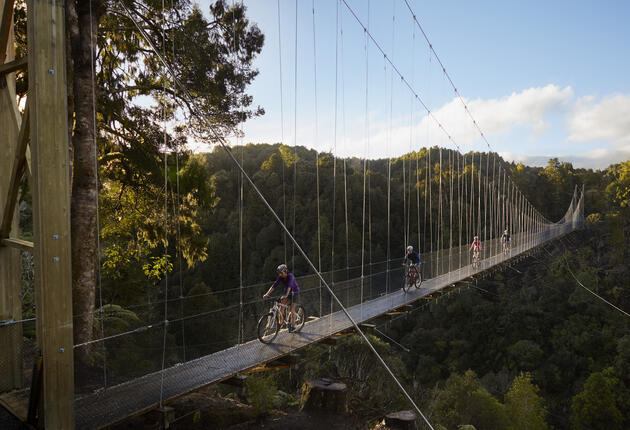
[457,151,462,267]
[402,0,560,234]
[158,0,170,408]
[428,148,433,260]
[477,152,485,250]
[340,0,350,305]
[492,153,498,255]
[314,0,322,317]
[232,0,244,346]
[483,152,491,252]
[292,0,298,270]
[276,0,287,263]
[449,149,453,274]
[469,154,474,247]
[548,242,630,318]
[416,150,420,254]
[359,0,370,317]
[341,1,462,157]
[462,153,467,254]
[400,1,412,252]
[386,53,393,301]
[437,147,442,275]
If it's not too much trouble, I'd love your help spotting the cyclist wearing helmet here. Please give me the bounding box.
[501,229,511,244]
[470,236,482,251]
[403,245,421,266]
[469,235,482,260]
[263,264,300,332]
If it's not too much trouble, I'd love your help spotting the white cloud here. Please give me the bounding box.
[420,84,573,146]
[567,94,630,147]
[227,84,630,169]
[338,84,575,158]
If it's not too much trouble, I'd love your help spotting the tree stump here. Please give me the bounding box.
[300,378,348,415]
[384,410,417,430]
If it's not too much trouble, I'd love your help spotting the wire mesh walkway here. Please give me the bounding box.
[73,211,581,428]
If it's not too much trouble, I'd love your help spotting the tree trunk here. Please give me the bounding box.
[383,410,417,430]
[300,378,348,415]
[67,0,104,364]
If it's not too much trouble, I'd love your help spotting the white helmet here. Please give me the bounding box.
[407,245,413,252]
[474,236,479,240]
[276,263,288,274]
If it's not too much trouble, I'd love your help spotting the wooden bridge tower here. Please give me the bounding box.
[1,0,74,428]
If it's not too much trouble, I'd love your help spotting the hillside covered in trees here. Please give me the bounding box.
[70,143,630,428]
[18,143,629,429]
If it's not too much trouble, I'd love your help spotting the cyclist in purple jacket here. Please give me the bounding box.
[263,264,300,332]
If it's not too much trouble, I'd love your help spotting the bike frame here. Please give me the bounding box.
[270,299,293,324]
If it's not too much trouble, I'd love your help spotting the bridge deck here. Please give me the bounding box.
[73,241,529,429]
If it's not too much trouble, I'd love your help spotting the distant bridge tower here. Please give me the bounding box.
[1,0,74,428]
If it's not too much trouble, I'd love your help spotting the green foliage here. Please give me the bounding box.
[571,368,625,430]
[504,373,549,430]
[92,0,264,317]
[142,255,173,281]
[244,374,277,416]
[605,160,630,209]
[614,335,630,380]
[95,304,141,335]
[332,334,407,413]
[507,340,543,370]
[430,370,507,430]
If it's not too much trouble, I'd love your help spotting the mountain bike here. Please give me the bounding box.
[402,263,422,292]
[472,250,480,268]
[502,240,510,254]
[257,298,306,344]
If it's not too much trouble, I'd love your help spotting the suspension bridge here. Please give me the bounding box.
[69,189,582,429]
[0,1,588,429]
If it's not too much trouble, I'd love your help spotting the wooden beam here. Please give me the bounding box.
[220,373,247,388]
[27,356,42,426]
[244,363,290,374]
[0,0,22,392]
[334,330,355,337]
[0,101,29,238]
[28,0,74,428]
[0,0,15,63]
[359,323,376,334]
[270,353,299,366]
[0,56,26,75]
[1,237,34,251]
[318,336,337,346]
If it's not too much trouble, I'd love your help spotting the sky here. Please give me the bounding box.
[195,0,630,169]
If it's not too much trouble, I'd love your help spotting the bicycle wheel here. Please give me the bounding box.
[294,305,306,332]
[257,313,279,344]
[402,270,411,292]
[408,266,419,289]
[412,265,422,288]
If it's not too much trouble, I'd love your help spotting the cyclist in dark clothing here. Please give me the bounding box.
[404,245,421,265]
[263,264,300,332]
